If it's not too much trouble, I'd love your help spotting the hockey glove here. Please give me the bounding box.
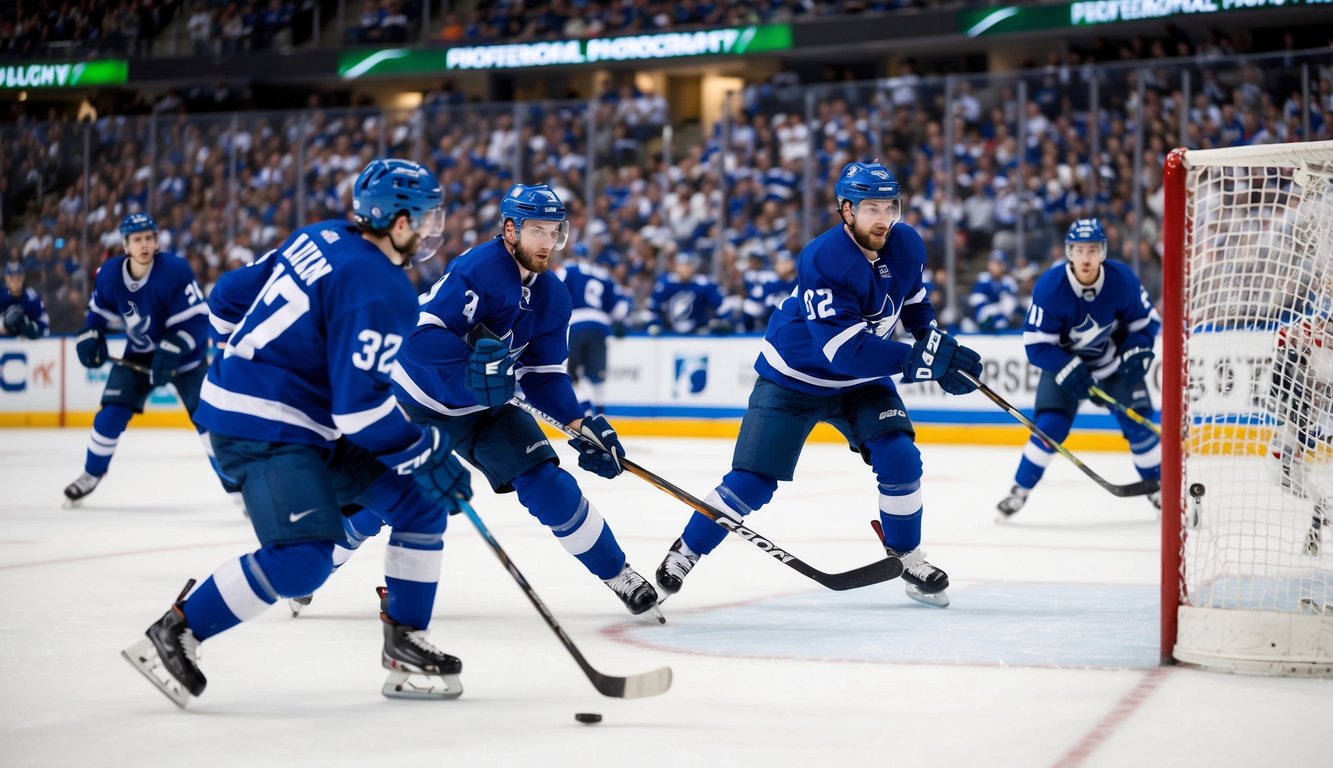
[568,414,625,479]
[75,327,108,368]
[1055,357,1095,400]
[151,330,194,387]
[379,426,473,512]
[901,328,983,395]
[1117,346,1154,384]
[466,336,519,408]
[3,305,40,339]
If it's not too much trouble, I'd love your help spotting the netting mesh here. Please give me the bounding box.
[1181,151,1333,622]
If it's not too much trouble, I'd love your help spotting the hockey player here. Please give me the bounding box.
[996,218,1162,519]
[122,159,472,707]
[63,213,239,506]
[386,182,662,621]
[1267,295,1332,555]
[740,251,797,332]
[1,261,47,339]
[654,161,983,609]
[966,250,1020,332]
[648,251,726,334]
[558,242,629,415]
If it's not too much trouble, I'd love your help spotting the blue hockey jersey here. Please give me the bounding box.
[558,261,629,334]
[1,285,48,337]
[393,236,584,425]
[1022,260,1160,378]
[968,272,1020,332]
[740,269,797,332]
[195,220,424,455]
[650,273,725,333]
[755,224,936,396]
[85,253,209,371]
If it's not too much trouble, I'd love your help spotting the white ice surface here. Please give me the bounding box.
[1,429,1329,768]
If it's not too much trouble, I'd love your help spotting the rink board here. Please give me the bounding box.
[0,334,1182,450]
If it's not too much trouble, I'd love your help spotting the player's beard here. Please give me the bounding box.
[513,241,552,274]
[850,218,890,253]
[391,231,422,269]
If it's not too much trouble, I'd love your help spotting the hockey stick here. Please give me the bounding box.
[458,500,672,699]
[110,357,152,375]
[1089,384,1162,437]
[959,371,1160,498]
[508,396,904,590]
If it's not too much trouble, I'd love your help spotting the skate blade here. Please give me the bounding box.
[121,637,191,708]
[61,497,83,509]
[642,603,667,624]
[905,584,950,609]
[288,597,312,618]
[381,670,463,700]
[1299,598,1331,616]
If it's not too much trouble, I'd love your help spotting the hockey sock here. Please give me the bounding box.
[1014,410,1073,489]
[682,469,776,556]
[335,507,384,568]
[84,404,133,476]
[868,433,924,553]
[514,462,625,580]
[1127,431,1162,481]
[361,480,446,629]
[180,544,330,640]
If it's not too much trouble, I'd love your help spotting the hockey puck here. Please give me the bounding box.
[1188,482,1206,498]
[574,713,603,725]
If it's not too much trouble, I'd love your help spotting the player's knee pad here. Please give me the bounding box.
[363,475,446,537]
[1033,410,1074,447]
[867,433,922,486]
[716,468,778,514]
[252,540,336,598]
[512,461,583,527]
[92,403,134,440]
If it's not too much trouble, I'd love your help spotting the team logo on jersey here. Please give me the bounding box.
[1068,314,1113,353]
[520,285,532,310]
[123,301,154,353]
[672,354,708,398]
[667,292,696,330]
[877,263,891,278]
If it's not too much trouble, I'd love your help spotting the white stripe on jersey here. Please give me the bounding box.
[390,362,488,416]
[516,363,567,378]
[417,311,447,328]
[1023,331,1061,345]
[760,339,883,389]
[903,286,927,306]
[210,313,237,336]
[89,303,120,325]
[570,307,612,326]
[165,302,210,328]
[200,378,339,440]
[331,396,401,436]
[1128,315,1156,332]
[821,322,866,362]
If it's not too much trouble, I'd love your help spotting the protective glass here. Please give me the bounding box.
[1066,242,1106,262]
[521,219,569,251]
[854,198,902,228]
[412,206,447,263]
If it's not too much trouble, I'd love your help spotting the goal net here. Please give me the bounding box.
[1161,140,1333,676]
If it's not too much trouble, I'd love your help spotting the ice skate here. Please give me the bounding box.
[886,547,950,608]
[121,580,206,708]
[381,613,463,700]
[654,538,700,599]
[995,485,1030,521]
[1148,491,1162,520]
[62,471,102,507]
[604,563,665,624]
[288,595,313,617]
[1305,506,1327,556]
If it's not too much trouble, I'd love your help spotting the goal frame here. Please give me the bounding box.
[1161,140,1333,675]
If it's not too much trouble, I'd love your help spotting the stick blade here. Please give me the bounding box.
[793,555,904,590]
[593,666,673,699]
[1107,478,1161,498]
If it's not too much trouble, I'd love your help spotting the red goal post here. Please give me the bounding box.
[1161,140,1333,676]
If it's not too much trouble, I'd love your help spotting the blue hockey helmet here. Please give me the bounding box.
[4,261,23,278]
[1065,218,1107,260]
[499,183,569,250]
[572,242,590,259]
[352,159,445,262]
[119,212,158,239]
[835,161,901,229]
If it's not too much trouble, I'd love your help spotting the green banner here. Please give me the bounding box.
[0,59,128,89]
[959,0,1326,38]
[340,24,792,77]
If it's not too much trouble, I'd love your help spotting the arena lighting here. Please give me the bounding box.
[338,24,792,78]
[0,60,128,89]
